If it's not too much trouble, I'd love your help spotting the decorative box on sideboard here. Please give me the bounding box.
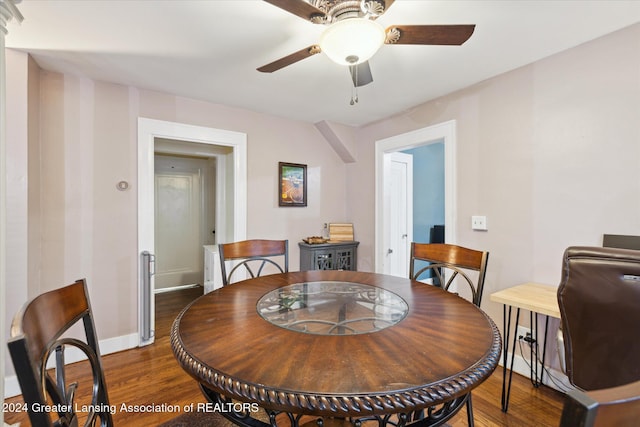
[299,241,359,271]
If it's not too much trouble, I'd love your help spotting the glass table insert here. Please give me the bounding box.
[257,281,408,335]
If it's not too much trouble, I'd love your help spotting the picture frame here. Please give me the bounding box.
[279,162,307,207]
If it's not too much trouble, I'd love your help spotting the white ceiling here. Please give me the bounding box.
[5,0,640,127]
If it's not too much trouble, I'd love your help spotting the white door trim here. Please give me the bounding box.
[137,118,247,345]
[374,120,457,273]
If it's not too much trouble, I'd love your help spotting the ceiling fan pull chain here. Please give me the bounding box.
[350,62,359,105]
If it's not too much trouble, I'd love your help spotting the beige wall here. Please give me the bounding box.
[5,49,29,334]
[5,23,639,377]
[351,23,640,339]
[5,54,349,352]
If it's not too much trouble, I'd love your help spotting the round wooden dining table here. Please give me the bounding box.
[171,270,501,427]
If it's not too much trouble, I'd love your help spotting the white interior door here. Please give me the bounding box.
[155,159,204,290]
[384,152,413,277]
[154,155,216,290]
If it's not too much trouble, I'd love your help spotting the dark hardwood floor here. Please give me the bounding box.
[4,286,565,426]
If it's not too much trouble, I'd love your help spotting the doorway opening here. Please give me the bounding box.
[154,143,219,293]
[375,120,457,275]
[137,118,247,346]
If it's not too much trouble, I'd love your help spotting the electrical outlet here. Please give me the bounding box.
[471,215,488,231]
[517,325,531,340]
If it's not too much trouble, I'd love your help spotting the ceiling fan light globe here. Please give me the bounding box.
[319,18,385,66]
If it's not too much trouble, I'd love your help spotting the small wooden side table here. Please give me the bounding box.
[490,282,561,412]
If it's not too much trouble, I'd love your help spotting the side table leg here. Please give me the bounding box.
[530,311,538,387]
[530,313,550,388]
[540,315,550,386]
[501,305,509,411]
[501,305,521,412]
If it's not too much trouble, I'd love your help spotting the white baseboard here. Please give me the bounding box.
[500,351,575,393]
[4,333,138,399]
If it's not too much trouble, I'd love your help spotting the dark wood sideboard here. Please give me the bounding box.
[299,241,359,271]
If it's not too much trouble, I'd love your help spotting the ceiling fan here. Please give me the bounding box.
[258,0,475,92]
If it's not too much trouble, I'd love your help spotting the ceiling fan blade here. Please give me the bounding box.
[349,61,373,87]
[257,45,321,73]
[385,25,476,45]
[263,0,326,22]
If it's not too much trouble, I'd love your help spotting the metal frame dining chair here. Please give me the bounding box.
[409,242,489,307]
[7,279,228,427]
[218,239,289,286]
[409,242,490,426]
[7,279,114,427]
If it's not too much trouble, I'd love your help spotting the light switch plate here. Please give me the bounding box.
[471,215,488,231]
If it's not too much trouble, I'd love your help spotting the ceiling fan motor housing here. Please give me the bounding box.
[311,0,388,24]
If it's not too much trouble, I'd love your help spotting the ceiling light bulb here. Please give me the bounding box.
[319,18,385,66]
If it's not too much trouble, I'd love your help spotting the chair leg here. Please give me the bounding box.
[466,393,474,427]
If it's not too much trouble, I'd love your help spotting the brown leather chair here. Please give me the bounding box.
[557,246,640,391]
[219,239,288,286]
[560,379,640,427]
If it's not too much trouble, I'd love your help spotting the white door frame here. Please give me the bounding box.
[137,118,247,345]
[375,120,457,273]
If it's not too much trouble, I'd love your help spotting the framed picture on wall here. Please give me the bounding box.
[279,162,307,207]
